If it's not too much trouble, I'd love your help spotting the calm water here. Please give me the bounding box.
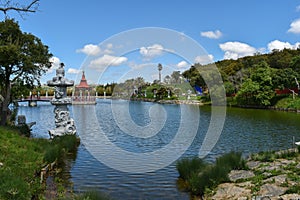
[17,99,300,199]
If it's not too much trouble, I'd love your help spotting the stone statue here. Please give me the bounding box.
[47,63,76,138]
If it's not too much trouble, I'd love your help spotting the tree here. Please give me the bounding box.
[0,19,52,125]
[0,0,39,17]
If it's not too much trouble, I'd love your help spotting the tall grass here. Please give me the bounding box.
[176,151,247,196]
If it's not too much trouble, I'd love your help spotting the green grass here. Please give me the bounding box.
[0,126,45,199]
[0,126,79,199]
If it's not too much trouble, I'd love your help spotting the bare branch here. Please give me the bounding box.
[0,0,39,16]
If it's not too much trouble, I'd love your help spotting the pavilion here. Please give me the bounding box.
[72,71,96,105]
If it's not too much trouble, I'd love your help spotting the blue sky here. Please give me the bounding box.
[8,0,300,84]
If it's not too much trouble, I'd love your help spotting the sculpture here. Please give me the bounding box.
[47,63,76,138]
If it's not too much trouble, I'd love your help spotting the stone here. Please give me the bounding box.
[247,161,261,169]
[47,63,76,138]
[228,170,255,182]
[211,183,251,200]
[0,162,3,167]
[258,183,287,197]
[280,193,300,200]
[263,174,287,185]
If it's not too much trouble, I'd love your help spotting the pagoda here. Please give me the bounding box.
[72,71,96,105]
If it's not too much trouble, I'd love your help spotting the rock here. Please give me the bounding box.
[263,174,287,185]
[212,183,251,200]
[228,170,255,182]
[258,183,287,197]
[0,162,3,167]
[280,193,300,200]
[247,161,261,169]
[296,163,300,169]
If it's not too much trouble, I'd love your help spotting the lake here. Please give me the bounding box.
[17,99,300,199]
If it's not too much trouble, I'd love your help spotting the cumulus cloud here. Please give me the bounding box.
[67,68,81,74]
[177,61,189,68]
[194,55,214,64]
[267,40,300,51]
[201,30,223,39]
[140,44,165,59]
[47,56,61,73]
[90,54,128,70]
[76,44,101,56]
[288,18,300,34]
[219,42,257,60]
[76,43,115,56]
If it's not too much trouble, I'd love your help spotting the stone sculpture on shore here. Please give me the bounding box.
[47,63,76,138]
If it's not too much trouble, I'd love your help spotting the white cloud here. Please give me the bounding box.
[201,30,223,39]
[140,44,165,59]
[288,18,300,34]
[219,41,256,60]
[267,40,300,51]
[76,44,101,56]
[90,54,128,70]
[177,61,189,68]
[296,5,300,12]
[194,55,214,64]
[67,68,81,74]
[47,56,61,73]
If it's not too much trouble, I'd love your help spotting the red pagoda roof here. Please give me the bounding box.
[76,71,90,88]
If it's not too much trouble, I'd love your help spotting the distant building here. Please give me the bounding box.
[72,71,96,105]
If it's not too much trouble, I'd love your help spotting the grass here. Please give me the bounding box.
[0,126,45,199]
[251,149,299,162]
[176,151,247,197]
[275,96,300,109]
[0,126,79,199]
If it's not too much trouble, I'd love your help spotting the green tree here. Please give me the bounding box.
[0,19,52,125]
[235,62,275,106]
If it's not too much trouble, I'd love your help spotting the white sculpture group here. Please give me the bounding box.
[47,63,76,138]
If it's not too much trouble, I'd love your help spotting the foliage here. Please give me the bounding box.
[275,96,300,109]
[0,19,52,125]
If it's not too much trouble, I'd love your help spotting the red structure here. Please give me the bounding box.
[72,71,96,104]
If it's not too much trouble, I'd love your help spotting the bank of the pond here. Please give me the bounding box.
[0,126,82,199]
[177,149,300,200]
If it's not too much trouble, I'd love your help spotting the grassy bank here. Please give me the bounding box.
[0,126,46,199]
[0,126,80,199]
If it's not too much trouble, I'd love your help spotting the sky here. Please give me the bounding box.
[6,0,300,84]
